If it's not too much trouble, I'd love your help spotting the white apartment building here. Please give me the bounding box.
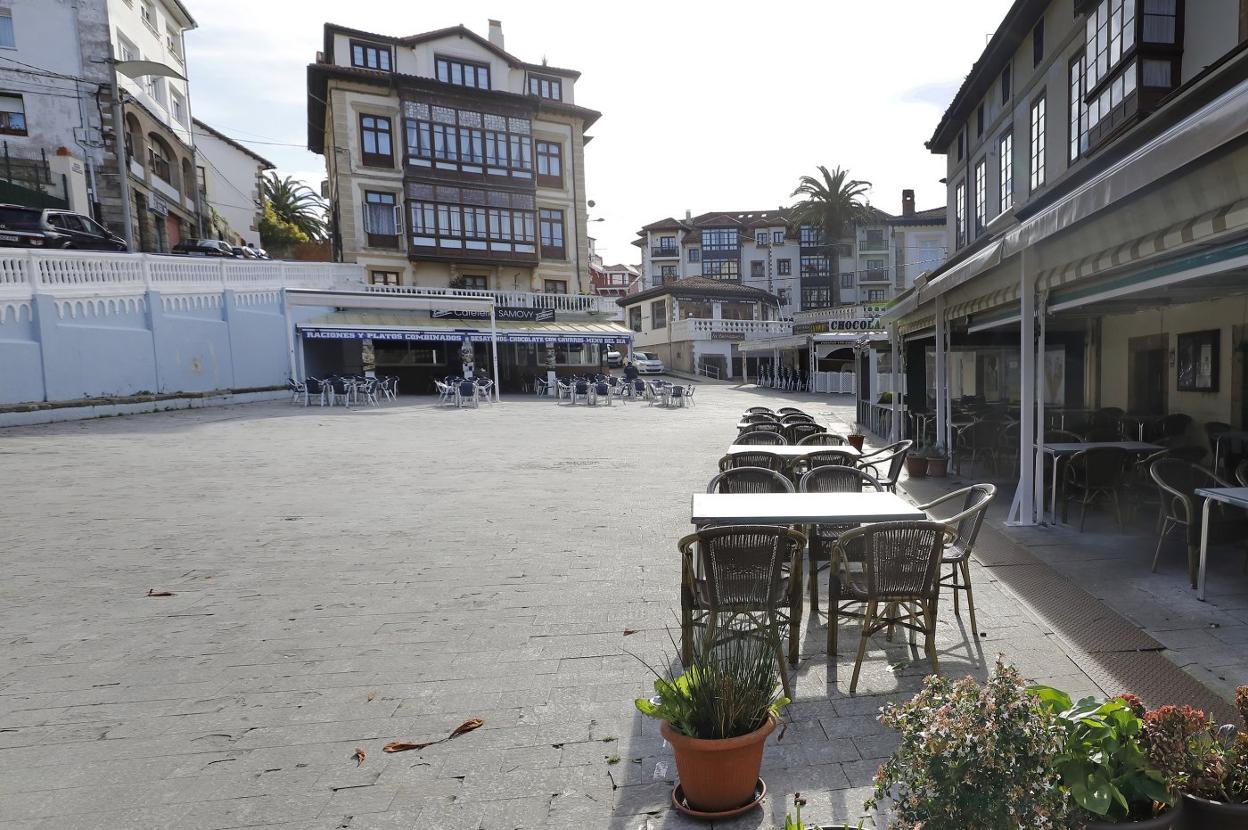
[0,0,199,250]
[192,118,273,248]
[307,19,601,294]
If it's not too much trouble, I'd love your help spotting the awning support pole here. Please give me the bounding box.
[890,325,902,442]
[1034,289,1049,522]
[490,302,500,402]
[1008,248,1037,526]
[281,289,297,382]
[934,295,947,453]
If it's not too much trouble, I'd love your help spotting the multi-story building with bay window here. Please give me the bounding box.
[308,20,601,295]
[633,191,946,316]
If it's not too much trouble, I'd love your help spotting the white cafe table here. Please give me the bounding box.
[691,491,925,526]
[1040,441,1161,524]
[1193,487,1248,601]
[724,444,862,460]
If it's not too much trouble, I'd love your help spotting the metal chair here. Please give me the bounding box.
[456,379,479,409]
[1062,446,1130,530]
[917,484,997,638]
[737,431,788,446]
[712,454,792,483]
[677,524,808,698]
[798,432,847,446]
[783,422,825,445]
[1150,458,1248,585]
[828,521,951,694]
[798,465,883,615]
[857,440,914,492]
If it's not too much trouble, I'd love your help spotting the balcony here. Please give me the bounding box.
[363,284,623,318]
[651,246,679,259]
[670,318,793,341]
[859,268,890,283]
[857,239,889,253]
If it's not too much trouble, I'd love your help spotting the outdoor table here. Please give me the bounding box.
[1212,430,1248,473]
[691,491,924,526]
[1039,441,1161,524]
[724,444,861,460]
[1193,487,1248,601]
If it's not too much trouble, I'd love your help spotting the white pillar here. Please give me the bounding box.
[1009,250,1037,525]
[1034,291,1048,519]
[890,326,902,442]
[934,295,947,452]
[281,288,298,381]
[489,303,501,402]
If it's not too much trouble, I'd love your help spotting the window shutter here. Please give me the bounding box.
[392,204,403,236]
[362,202,373,233]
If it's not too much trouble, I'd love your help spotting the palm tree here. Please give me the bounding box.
[789,166,872,306]
[260,173,327,241]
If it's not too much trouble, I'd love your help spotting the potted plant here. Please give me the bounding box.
[1139,686,1248,828]
[926,445,949,477]
[904,443,930,479]
[868,661,1071,829]
[846,424,866,451]
[1031,687,1178,828]
[634,621,789,818]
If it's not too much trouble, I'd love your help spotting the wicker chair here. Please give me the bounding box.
[828,521,951,694]
[791,447,861,478]
[736,431,788,446]
[798,432,847,446]
[780,413,816,425]
[1062,446,1131,530]
[955,420,999,475]
[798,465,883,615]
[993,422,1021,478]
[857,440,914,492]
[776,407,808,417]
[739,422,783,437]
[707,466,793,493]
[783,422,825,444]
[917,484,996,638]
[1150,458,1248,586]
[745,406,774,415]
[677,524,808,698]
[743,413,781,425]
[1236,459,1248,487]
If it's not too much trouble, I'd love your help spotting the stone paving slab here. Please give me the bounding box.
[0,386,1185,829]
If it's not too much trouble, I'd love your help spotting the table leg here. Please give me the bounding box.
[1197,496,1212,601]
[1049,453,1059,524]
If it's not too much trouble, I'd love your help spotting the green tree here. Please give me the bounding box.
[789,166,872,306]
[258,201,309,253]
[260,173,327,241]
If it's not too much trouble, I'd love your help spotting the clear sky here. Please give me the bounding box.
[187,0,1014,267]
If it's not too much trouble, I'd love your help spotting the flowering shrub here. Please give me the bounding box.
[868,661,1069,829]
[1140,685,1248,805]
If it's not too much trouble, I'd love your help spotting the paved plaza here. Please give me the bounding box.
[0,385,1241,829]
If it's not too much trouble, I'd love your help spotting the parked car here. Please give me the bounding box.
[231,245,259,259]
[172,239,238,257]
[606,349,622,368]
[0,204,127,251]
[632,351,665,374]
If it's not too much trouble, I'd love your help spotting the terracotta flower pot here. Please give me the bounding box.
[661,715,775,814]
[904,455,928,478]
[1177,793,1248,829]
[1085,800,1182,830]
[927,457,949,477]
[847,434,866,451]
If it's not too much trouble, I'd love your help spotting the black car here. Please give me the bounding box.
[172,239,239,257]
[0,204,127,251]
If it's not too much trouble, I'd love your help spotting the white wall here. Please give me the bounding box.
[194,127,265,247]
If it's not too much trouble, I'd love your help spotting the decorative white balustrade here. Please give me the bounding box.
[365,284,622,317]
[670,318,793,340]
[0,250,362,303]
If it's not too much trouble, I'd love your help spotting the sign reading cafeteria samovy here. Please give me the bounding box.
[431,307,555,322]
[300,328,628,345]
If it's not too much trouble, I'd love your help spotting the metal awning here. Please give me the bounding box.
[296,310,632,344]
[284,288,494,313]
[737,334,810,353]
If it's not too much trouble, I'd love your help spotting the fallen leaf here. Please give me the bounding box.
[366,692,376,702]
[622,629,638,636]
[352,747,365,766]
[146,589,174,597]
[384,718,484,753]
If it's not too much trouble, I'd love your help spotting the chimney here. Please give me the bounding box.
[685,209,691,220]
[901,189,915,217]
[488,19,504,50]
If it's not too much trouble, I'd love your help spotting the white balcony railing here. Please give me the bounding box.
[364,284,622,317]
[670,318,792,341]
[792,303,888,326]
